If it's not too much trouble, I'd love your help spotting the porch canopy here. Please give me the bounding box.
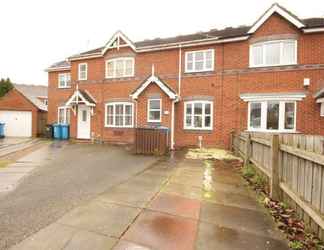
[130,75,178,100]
[65,89,96,107]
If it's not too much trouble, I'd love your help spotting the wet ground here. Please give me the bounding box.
[8,150,289,250]
[0,142,157,250]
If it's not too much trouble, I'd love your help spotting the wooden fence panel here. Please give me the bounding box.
[232,131,324,239]
[134,128,169,155]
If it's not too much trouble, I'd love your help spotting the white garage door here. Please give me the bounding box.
[0,111,32,137]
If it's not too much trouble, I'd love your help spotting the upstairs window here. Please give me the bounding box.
[184,101,213,130]
[105,58,134,78]
[185,49,214,73]
[248,101,296,132]
[250,40,297,67]
[58,73,71,88]
[148,99,162,122]
[78,63,88,80]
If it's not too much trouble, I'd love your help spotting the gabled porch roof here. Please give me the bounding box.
[65,88,96,107]
[130,75,178,100]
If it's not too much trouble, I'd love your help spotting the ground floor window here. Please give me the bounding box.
[105,102,133,128]
[184,100,213,130]
[58,107,70,124]
[248,101,296,132]
[148,99,161,122]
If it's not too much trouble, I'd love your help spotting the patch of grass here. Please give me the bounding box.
[288,240,304,249]
[252,174,267,189]
[0,160,11,169]
[242,164,256,179]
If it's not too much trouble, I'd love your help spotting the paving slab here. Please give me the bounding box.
[149,193,201,220]
[10,223,76,250]
[200,202,282,239]
[63,230,117,250]
[113,240,153,250]
[123,210,198,250]
[195,221,289,250]
[161,182,202,200]
[58,199,141,237]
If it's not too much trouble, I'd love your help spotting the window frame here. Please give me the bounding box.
[58,73,71,88]
[183,100,213,130]
[104,102,134,128]
[247,100,297,132]
[249,39,297,68]
[147,98,162,123]
[185,49,214,73]
[57,106,70,124]
[78,63,88,80]
[105,57,135,79]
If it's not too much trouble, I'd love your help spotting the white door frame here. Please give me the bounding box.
[77,105,91,139]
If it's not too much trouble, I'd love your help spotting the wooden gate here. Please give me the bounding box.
[134,127,169,155]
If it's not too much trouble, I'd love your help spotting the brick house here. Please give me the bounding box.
[46,4,324,149]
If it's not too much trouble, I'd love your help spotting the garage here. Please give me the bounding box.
[0,111,32,137]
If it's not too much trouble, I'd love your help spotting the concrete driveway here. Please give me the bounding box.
[0,142,158,250]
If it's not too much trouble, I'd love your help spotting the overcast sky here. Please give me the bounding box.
[0,0,323,86]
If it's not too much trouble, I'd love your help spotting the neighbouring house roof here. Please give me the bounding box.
[46,3,324,70]
[14,84,48,111]
[314,88,324,100]
[130,75,178,100]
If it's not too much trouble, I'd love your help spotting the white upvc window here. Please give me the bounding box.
[185,49,214,73]
[148,99,162,122]
[57,106,70,124]
[58,73,71,88]
[78,63,88,80]
[249,39,297,67]
[105,57,135,78]
[105,102,134,128]
[184,101,213,130]
[248,101,296,132]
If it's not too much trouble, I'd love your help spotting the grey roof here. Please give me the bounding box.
[303,18,324,28]
[14,84,48,111]
[48,60,71,69]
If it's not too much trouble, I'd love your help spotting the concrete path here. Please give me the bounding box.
[8,154,289,250]
[0,137,43,158]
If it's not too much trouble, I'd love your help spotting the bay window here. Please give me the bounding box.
[105,57,134,78]
[185,49,214,73]
[58,107,70,124]
[184,101,213,130]
[148,99,161,122]
[250,40,297,67]
[105,102,133,128]
[248,101,296,132]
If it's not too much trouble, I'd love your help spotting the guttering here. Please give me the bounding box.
[178,44,182,97]
[45,66,71,72]
[170,100,175,150]
[136,36,250,52]
[303,27,324,33]
[69,53,102,61]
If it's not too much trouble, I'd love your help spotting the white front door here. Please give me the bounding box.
[77,105,91,139]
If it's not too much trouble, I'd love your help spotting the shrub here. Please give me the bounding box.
[0,78,13,97]
[242,164,256,179]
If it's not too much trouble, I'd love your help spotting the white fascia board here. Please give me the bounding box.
[248,4,305,34]
[65,90,96,107]
[316,98,324,103]
[131,76,177,100]
[303,27,324,34]
[69,54,102,61]
[240,93,306,102]
[102,31,136,55]
[45,66,71,72]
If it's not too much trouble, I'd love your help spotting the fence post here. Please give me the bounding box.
[270,134,280,200]
[230,131,235,152]
[244,133,251,166]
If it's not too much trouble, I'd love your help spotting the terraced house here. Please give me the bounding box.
[46,3,324,149]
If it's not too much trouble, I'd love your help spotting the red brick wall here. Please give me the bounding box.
[47,13,324,148]
[0,88,39,137]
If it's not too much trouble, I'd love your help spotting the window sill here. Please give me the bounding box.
[58,86,71,89]
[184,70,214,74]
[247,129,299,133]
[249,63,297,69]
[184,128,213,133]
[105,126,134,129]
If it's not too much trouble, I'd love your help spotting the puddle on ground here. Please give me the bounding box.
[186,148,242,161]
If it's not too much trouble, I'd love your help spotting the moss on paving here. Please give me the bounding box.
[186,148,242,161]
[0,160,11,169]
